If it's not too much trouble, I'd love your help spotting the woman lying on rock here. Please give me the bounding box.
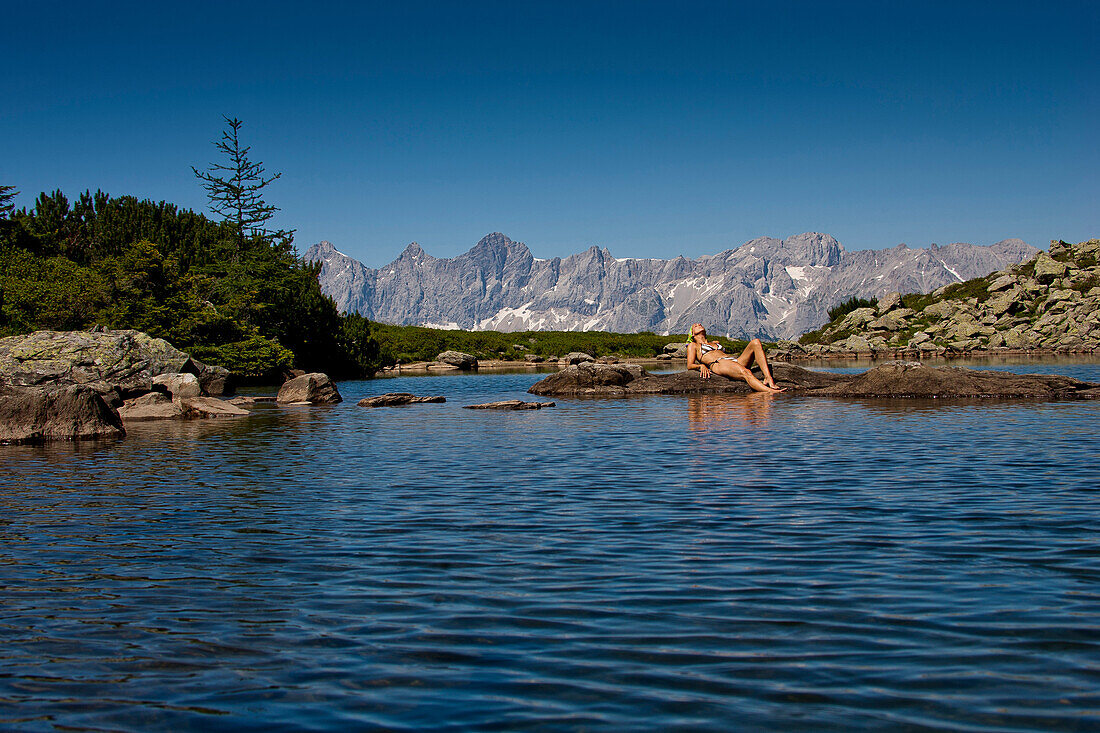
[686,324,786,393]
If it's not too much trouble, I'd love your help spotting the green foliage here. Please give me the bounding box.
[0,190,383,379]
[0,244,106,335]
[188,334,294,380]
[827,295,878,322]
[936,275,993,303]
[369,323,747,363]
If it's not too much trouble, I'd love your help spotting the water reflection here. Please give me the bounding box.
[686,392,774,432]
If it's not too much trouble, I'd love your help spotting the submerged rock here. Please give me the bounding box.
[358,393,446,407]
[0,384,126,443]
[463,400,556,410]
[276,373,342,404]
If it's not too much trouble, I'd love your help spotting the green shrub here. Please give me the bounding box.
[827,296,878,322]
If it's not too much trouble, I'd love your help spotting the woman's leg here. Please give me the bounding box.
[709,358,778,393]
[736,338,779,388]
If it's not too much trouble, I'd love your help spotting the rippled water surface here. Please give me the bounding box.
[3,361,1100,731]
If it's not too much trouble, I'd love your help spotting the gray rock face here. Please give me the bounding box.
[306,233,1037,340]
[0,384,126,443]
[560,352,595,364]
[276,373,343,404]
[0,329,191,394]
[0,329,232,396]
[118,393,249,421]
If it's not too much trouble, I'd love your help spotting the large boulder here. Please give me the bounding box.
[436,351,478,370]
[0,329,191,394]
[276,373,343,404]
[528,362,1100,400]
[0,384,125,443]
[529,362,845,396]
[814,361,1100,399]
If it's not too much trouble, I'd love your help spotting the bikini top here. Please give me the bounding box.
[698,342,724,354]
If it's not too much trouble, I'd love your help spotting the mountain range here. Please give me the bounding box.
[304,233,1038,340]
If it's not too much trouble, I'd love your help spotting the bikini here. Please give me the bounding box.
[698,341,736,364]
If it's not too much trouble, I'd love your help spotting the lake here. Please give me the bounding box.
[3,359,1099,731]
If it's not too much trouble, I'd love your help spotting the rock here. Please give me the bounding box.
[425,362,460,370]
[119,392,186,420]
[909,331,932,346]
[524,354,545,363]
[435,350,478,370]
[529,362,846,396]
[0,384,126,443]
[119,393,248,420]
[838,308,877,330]
[877,292,903,314]
[986,289,1022,316]
[560,352,596,365]
[276,373,343,404]
[835,335,872,352]
[358,393,446,407]
[1033,253,1068,283]
[921,301,956,319]
[463,400,556,410]
[869,309,913,331]
[528,362,647,396]
[188,360,232,396]
[180,397,250,417]
[152,372,202,399]
[0,329,191,394]
[987,274,1017,292]
[814,362,1100,399]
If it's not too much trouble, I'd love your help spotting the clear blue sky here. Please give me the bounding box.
[4,1,1097,266]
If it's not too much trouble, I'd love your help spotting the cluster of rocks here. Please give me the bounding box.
[777,239,1100,358]
[0,329,343,444]
[528,361,1100,400]
[358,392,553,410]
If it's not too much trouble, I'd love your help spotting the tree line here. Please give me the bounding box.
[0,119,382,380]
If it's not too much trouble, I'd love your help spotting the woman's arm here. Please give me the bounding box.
[686,343,712,378]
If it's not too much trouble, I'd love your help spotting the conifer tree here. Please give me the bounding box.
[0,185,18,218]
[192,117,291,253]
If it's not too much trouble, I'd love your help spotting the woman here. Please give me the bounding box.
[685,323,785,393]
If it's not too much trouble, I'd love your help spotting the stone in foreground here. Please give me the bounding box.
[463,400,556,410]
[528,361,1100,400]
[276,373,343,404]
[0,384,126,443]
[359,393,446,407]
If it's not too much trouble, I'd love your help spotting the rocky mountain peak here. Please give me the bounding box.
[306,232,1039,339]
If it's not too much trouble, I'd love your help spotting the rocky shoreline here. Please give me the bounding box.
[776,239,1100,359]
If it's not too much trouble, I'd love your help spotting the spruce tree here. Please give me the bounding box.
[192,117,291,254]
[0,185,17,218]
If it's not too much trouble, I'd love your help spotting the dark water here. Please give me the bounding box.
[3,361,1100,731]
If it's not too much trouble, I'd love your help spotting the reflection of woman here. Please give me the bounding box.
[685,324,785,393]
